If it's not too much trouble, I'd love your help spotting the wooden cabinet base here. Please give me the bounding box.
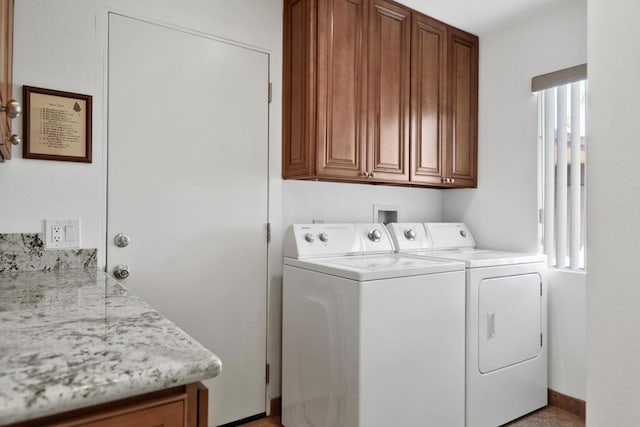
[6,383,208,427]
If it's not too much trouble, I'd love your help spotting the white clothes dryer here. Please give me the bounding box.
[386,222,548,427]
[282,223,466,427]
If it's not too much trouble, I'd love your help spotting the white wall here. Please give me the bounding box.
[442,0,587,400]
[1,1,103,248]
[587,0,640,424]
[547,269,587,399]
[283,180,442,226]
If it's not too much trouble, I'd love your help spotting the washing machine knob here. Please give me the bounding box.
[459,230,467,238]
[304,233,315,243]
[318,232,329,242]
[404,228,417,241]
[368,229,382,242]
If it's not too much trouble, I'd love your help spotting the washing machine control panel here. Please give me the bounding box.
[357,223,394,253]
[284,223,394,258]
[367,228,382,242]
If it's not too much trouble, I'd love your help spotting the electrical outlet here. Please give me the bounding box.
[51,225,63,244]
[45,219,81,249]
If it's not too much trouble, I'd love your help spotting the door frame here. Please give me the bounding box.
[99,8,272,418]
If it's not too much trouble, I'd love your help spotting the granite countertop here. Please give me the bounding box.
[0,268,222,425]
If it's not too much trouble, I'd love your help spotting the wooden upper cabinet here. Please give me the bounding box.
[446,26,478,187]
[282,0,478,188]
[367,0,410,182]
[410,12,447,185]
[283,0,316,178]
[0,0,15,161]
[315,0,368,179]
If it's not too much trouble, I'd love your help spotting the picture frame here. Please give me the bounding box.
[22,85,92,163]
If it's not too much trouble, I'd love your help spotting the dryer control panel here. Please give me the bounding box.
[386,223,431,252]
[425,223,476,249]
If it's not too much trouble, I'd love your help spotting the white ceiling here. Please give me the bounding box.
[396,0,570,35]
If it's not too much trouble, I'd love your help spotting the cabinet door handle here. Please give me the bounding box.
[368,172,375,178]
[450,178,455,184]
[361,171,368,177]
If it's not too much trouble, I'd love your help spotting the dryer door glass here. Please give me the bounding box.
[478,273,542,373]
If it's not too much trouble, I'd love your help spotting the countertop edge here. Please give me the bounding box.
[0,268,222,425]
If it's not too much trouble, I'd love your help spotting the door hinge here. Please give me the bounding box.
[538,208,544,224]
[540,333,543,347]
[540,283,543,296]
[268,82,272,104]
[266,363,270,384]
[267,222,271,244]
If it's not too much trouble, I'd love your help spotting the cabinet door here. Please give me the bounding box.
[0,0,14,161]
[282,0,316,178]
[315,0,368,179]
[410,13,446,185]
[368,0,410,182]
[446,27,478,187]
[76,401,185,427]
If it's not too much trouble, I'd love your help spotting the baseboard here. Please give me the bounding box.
[548,388,586,420]
[271,392,584,420]
[270,397,281,417]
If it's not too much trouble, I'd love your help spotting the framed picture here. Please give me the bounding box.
[22,86,92,163]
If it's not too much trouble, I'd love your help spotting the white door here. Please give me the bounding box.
[107,14,269,426]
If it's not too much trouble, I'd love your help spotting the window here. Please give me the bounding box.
[535,66,587,270]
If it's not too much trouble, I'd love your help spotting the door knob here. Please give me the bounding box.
[114,233,131,248]
[7,134,20,146]
[0,100,21,119]
[113,264,130,279]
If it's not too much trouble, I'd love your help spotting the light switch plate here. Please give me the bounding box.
[45,219,80,249]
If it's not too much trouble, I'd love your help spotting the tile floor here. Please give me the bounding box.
[238,406,584,426]
[506,406,585,426]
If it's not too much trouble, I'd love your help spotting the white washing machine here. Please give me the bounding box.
[282,223,466,427]
[386,222,548,427]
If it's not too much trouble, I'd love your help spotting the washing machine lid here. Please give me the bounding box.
[406,249,546,268]
[284,254,464,281]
